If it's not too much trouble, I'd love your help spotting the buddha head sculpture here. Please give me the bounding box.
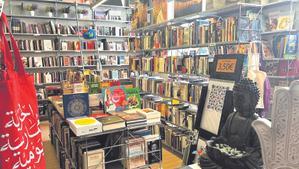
[233,78,260,117]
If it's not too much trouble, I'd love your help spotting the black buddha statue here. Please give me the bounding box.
[199,78,263,169]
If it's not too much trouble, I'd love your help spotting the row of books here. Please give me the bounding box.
[261,60,299,77]
[130,15,260,51]
[10,19,131,37]
[262,34,299,60]
[11,39,96,51]
[163,125,189,154]
[65,108,160,136]
[130,56,209,75]
[10,19,87,35]
[133,76,204,104]
[209,43,249,55]
[34,72,67,84]
[142,94,197,131]
[99,55,129,65]
[102,69,129,80]
[98,40,128,51]
[96,26,127,37]
[25,55,99,68]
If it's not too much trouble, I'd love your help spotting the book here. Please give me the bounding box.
[63,93,89,118]
[67,116,102,136]
[43,40,53,51]
[125,88,142,109]
[96,115,126,131]
[82,148,105,169]
[143,135,161,164]
[103,86,128,112]
[284,34,298,59]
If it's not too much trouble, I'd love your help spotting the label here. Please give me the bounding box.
[216,59,237,73]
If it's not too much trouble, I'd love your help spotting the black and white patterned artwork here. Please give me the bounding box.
[200,79,234,135]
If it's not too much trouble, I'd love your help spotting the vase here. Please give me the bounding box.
[30,11,35,16]
[64,13,68,18]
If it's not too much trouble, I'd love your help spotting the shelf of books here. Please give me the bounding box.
[5,0,133,120]
[47,83,163,169]
[260,0,299,118]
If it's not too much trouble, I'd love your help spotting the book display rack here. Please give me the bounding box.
[4,0,132,119]
[48,95,162,169]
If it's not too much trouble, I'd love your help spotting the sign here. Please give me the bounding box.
[216,59,237,73]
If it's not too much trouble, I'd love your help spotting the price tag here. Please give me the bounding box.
[216,59,237,73]
[33,34,40,36]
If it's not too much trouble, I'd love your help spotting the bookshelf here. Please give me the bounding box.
[5,0,133,119]
[260,0,299,119]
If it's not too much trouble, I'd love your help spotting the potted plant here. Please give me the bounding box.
[77,9,88,19]
[61,6,71,18]
[46,6,55,17]
[21,3,38,16]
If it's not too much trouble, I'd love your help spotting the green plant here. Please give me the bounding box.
[21,3,38,11]
[77,9,88,15]
[61,6,71,14]
[46,6,55,13]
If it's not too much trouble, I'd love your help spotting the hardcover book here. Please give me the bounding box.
[103,86,128,112]
[97,115,126,131]
[125,88,142,109]
[63,93,89,118]
[67,116,102,136]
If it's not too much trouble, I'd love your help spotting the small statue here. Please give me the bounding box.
[199,78,263,169]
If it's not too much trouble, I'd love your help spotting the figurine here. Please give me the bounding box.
[199,78,263,169]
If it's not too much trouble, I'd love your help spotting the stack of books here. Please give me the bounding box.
[137,108,161,125]
[112,110,147,128]
[67,116,102,136]
[96,115,126,131]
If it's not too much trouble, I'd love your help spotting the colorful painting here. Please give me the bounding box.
[174,0,202,18]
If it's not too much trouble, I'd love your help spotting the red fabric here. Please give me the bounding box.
[0,13,46,169]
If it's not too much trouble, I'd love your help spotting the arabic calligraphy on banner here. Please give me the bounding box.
[0,104,44,169]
